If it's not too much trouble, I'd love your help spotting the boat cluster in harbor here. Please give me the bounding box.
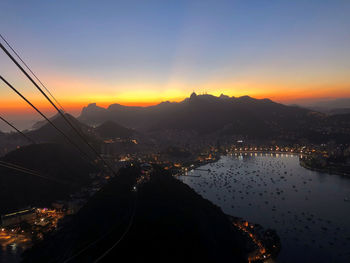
[180,153,350,263]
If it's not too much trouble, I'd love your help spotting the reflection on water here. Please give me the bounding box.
[0,229,32,263]
[180,153,350,263]
[0,240,29,263]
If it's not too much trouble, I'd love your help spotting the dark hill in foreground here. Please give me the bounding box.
[23,113,102,159]
[26,113,98,147]
[0,143,97,214]
[95,120,134,139]
[23,166,249,263]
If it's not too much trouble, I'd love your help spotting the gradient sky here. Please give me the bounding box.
[1,0,350,130]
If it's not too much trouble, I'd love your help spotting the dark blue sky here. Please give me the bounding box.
[1,0,350,110]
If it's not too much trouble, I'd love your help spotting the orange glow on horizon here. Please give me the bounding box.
[2,89,350,115]
[3,67,349,115]
[1,82,349,116]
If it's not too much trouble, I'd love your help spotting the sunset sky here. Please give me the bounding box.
[1,0,350,130]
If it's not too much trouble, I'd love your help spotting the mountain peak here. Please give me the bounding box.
[190,92,197,99]
[219,94,230,99]
[238,95,252,100]
[95,120,133,139]
[83,103,106,110]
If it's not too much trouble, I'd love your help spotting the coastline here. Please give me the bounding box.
[299,159,350,178]
[176,151,301,177]
[175,154,282,262]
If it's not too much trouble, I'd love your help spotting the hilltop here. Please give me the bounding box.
[27,113,91,142]
[95,120,134,139]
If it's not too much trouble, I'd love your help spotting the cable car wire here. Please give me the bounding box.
[0,75,94,165]
[0,115,36,144]
[0,42,117,176]
[0,34,66,112]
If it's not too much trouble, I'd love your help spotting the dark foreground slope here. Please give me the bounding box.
[106,168,247,263]
[0,143,96,214]
[23,166,248,263]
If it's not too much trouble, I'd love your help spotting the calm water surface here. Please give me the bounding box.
[180,153,350,263]
[0,244,28,263]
